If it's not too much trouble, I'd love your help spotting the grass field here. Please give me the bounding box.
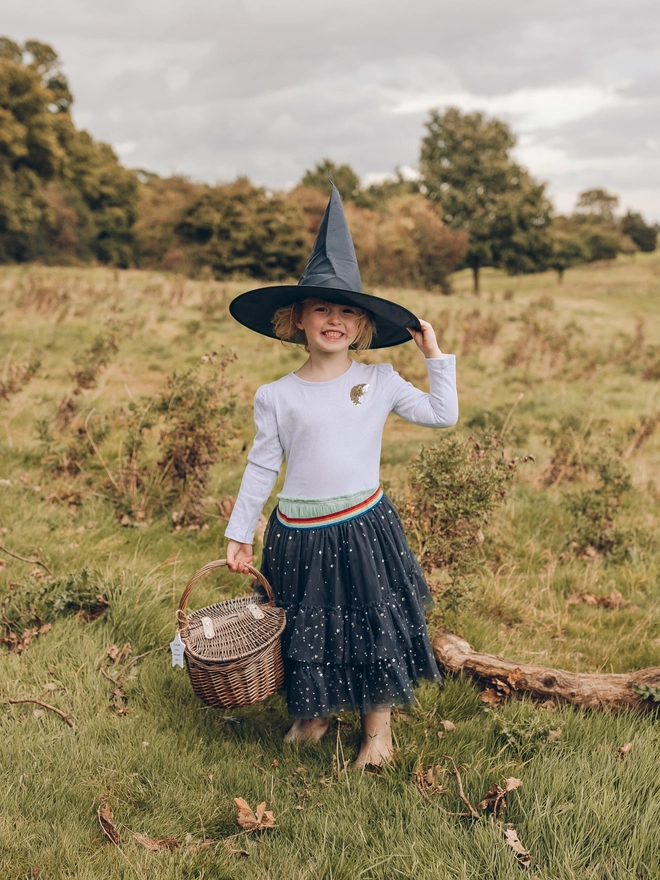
[1,256,660,879]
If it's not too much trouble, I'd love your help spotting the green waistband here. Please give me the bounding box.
[277,487,379,519]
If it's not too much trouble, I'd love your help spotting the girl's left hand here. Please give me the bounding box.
[408,319,443,358]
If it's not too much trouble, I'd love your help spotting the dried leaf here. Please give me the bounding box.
[254,802,276,828]
[502,823,531,869]
[2,624,48,654]
[188,839,214,853]
[477,778,522,818]
[481,687,503,705]
[413,765,447,797]
[33,709,44,719]
[440,719,456,732]
[547,727,562,742]
[218,495,235,519]
[78,595,110,622]
[107,643,131,664]
[133,833,179,851]
[224,840,250,857]
[504,777,523,792]
[295,788,310,810]
[507,668,525,689]
[98,802,120,844]
[617,742,633,760]
[567,589,630,610]
[234,797,276,831]
[477,784,506,816]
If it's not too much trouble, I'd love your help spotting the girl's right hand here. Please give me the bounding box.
[226,540,254,574]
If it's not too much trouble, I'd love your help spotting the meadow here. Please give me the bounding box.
[1,256,659,879]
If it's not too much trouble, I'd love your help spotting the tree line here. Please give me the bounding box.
[1,38,657,293]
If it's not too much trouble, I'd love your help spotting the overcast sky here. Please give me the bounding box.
[7,0,660,219]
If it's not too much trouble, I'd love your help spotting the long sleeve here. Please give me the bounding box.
[390,356,458,427]
[225,385,284,544]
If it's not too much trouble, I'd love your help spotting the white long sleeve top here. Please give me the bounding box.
[225,356,458,544]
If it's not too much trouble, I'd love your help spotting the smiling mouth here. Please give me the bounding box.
[322,331,344,339]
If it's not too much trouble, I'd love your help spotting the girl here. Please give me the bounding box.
[225,183,458,767]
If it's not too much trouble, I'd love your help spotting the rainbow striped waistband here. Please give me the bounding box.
[276,487,384,529]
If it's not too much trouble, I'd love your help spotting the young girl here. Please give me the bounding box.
[225,183,458,767]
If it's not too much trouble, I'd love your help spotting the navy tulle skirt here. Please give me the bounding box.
[260,494,440,718]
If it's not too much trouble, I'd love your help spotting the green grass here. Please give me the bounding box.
[1,257,660,878]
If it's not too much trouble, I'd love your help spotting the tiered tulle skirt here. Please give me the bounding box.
[260,495,440,717]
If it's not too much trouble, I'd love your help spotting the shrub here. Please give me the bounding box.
[70,328,119,392]
[564,448,633,561]
[543,418,635,561]
[401,433,521,578]
[1,567,112,652]
[0,351,41,399]
[155,353,239,525]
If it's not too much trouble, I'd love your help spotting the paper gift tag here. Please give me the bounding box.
[170,631,185,668]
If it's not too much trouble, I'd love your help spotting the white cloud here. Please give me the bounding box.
[4,0,660,219]
[113,141,137,157]
[391,84,627,131]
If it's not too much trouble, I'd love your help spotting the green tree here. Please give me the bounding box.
[0,37,138,265]
[62,126,139,266]
[0,38,65,260]
[548,229,590,282]
[575,188,619,222]
[582,227,625,261]
[360,168,416,212]
[301,159,362,201]
[419,107,552,294]
[134,173,204,268]
[620,211,657,253]
[346,194,468,294]
[175,177,308,280]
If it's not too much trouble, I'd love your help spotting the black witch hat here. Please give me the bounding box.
[229,180,421,348]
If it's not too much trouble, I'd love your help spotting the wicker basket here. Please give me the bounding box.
[176,559,286,709]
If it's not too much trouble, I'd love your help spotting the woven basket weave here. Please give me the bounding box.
[176,559,286,709]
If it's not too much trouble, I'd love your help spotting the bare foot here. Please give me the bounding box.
[284,717,329,743]
[353,709,394,768]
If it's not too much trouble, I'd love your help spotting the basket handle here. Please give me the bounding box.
[176,559,275,628]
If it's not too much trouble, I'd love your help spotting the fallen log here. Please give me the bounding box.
[432,631,660,711]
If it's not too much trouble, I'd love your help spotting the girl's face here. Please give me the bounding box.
[295,299,362,354]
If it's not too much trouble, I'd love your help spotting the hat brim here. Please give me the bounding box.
[229,285,421,349]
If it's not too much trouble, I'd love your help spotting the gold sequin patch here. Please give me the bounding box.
[350,383,369,406]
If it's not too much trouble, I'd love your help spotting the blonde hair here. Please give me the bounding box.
[272,299,376,351]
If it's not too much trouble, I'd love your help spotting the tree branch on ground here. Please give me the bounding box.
[0,543,53,576]
[3,698,73,727]
[433,632,660,710]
